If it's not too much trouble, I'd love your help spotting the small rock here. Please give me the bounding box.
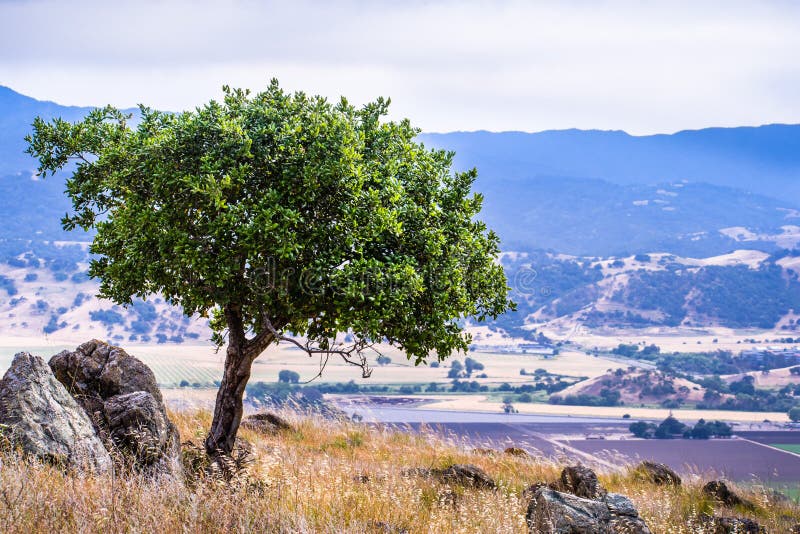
[433,464,496,489]
[401,464,496,489]
[241,412,294,434]
[703,480,753,509]
[0,352,112,473]
[699,513,764,533]
[505,446,529,457]
[558,465,606,499]
[634,461,682,486]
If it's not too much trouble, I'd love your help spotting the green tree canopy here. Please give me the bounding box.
[789,406,800,423]
[26,80,513,454]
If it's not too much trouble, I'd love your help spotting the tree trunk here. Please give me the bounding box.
[205,305,253,456]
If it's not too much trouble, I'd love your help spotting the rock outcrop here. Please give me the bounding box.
[527,487,651,534]
[49,340,180,476]
[0,352,112,473]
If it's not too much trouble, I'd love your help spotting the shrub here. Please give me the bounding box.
[789,406,800,422]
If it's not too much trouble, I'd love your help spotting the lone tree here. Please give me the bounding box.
[26,80,513,455]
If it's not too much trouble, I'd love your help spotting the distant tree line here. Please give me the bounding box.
[629,415,732,439]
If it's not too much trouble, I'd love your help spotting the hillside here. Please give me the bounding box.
[494,249,800,336]
[0,408,795,533]
[0,261,208,344]
[557,368,712,407]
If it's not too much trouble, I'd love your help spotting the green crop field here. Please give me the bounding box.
[771,444,800,454]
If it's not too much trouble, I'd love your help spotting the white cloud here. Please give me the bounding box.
[1,0,799,133]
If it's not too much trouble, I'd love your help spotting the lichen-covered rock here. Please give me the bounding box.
[0,352,112,473]
[527,487,651,534]
[558,465,606,499]
[634,461,682,486]
[49,340,180,476]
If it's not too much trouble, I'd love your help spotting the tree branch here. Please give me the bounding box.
[260,316,376,380]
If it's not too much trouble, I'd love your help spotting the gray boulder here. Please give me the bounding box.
[50,340,180,475]
[527,487,651,534]
[0,352,112,473]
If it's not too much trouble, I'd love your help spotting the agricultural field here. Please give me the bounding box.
[0,336,796,422]
[419,395,789,422]
[565,437,800,483]
[0,339,618,388]
[773,444,800,454]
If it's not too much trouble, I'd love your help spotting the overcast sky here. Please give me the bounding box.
[1,0,799,134]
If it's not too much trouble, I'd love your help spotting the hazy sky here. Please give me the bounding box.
[1,0,799,134]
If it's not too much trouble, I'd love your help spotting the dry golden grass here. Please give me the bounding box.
[0,409,797,533]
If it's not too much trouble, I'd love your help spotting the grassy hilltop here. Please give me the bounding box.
[0,409,796,533]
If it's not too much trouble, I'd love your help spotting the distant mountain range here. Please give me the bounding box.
[419,127,800,255]
[3,85,800,257]
[420,126,800,198]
